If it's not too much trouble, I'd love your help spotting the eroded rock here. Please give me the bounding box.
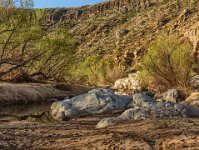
[189,75,199,89]
[186,92,199,101]
[186,92,199,108]
[51,89,132,121]
[112,73,141,95]
[96,93,199,128]
[51,89,199,128]
[163,89,180,103]
[133,93,155,108]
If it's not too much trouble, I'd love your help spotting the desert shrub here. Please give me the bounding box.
[69,54,122,86]
[139,34,195,91]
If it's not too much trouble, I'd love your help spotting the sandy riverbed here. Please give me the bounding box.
[0,114,199,150]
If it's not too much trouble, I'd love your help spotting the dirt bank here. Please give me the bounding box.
[0,114,198,150]
[0,82,91,105]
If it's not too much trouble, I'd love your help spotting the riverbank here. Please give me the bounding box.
[0,82,91,105]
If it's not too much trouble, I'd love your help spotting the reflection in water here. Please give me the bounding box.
[0,102,56,123]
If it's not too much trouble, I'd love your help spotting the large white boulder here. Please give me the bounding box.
[51,89,132,121]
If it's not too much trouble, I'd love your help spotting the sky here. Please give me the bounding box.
[34,0,106,8]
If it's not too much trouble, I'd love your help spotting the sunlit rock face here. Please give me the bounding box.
[45,0,165,24]
[186,92,199,108]
[113,73,141,90]
[51,89,132,121]
[112,73,142,96]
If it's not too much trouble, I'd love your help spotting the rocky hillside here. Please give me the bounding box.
[44,0,199,73]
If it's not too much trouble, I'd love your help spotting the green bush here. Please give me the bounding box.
[69,54,121,86]
[139,34,195,91]
[0,8,76,81]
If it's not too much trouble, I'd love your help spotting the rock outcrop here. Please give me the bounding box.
[51,89,132,121]
[50,88,199,128]
[45,0,165,24]
[96,93,199,128]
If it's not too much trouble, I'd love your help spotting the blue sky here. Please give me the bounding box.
[34,0,106,8]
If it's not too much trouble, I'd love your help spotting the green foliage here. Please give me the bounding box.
[29,26,76,81]
[0,8,76,81]
[69,54,116,85]
[139,34,194,90]
[0,0,34,8]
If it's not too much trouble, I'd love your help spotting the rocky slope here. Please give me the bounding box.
[44,0,199,71]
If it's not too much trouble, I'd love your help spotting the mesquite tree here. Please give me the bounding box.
[0,0,76,82]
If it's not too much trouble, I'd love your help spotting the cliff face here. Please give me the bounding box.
[44,0,199,71]
[45,0,164,24]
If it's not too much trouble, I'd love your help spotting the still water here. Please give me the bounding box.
[0,102,56,123]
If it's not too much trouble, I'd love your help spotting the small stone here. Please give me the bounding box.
[163,89,180,103]
[185,92,199,104]
[189,75,199,89]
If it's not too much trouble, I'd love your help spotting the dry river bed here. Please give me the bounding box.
[0,83,198,150]
[0,114,199,150]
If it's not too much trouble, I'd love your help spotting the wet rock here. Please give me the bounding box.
[163,89,180,103]
[51,89,132,121]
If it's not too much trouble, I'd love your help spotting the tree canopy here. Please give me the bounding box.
[0,0,34,8]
